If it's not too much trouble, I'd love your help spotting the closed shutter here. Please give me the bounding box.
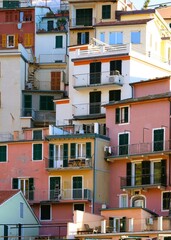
[24,33,33,47]
[51,72,61,90]
[29,178,34,200]
[2,34,6,48]
[63,143,68,167]
[71,143,76,158]
[12,178,19,189]
[142,161,150,184]
[33,144,42,160]
[161,159,167,186]
[49,144,54,168]
[126,162,132,186]
[86,142,91,158]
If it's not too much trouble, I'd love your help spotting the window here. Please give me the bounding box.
[110,60,122,75]
[109,90,121,102]
[48,20,54,31]
[119,194,128,208]
[89,91,101,114]
[7,35,15,47]
[12,178,34,200]
[23,95,32,116]
[20,202,24,218]
[33,130,42,140]
[0,146,7,162]
[3,1,20,9]
[74,203,84,211]
[40,204,51,220]
[153,128,164,151]
[33,144,42,160]
[102,5,111,19]
[163,192,171,210]
[132,196,145,208]
[126,160,166,187]
[70,142,91,159]
[55,36,63,48]
[50,177,61,200]
[109,32,123,44]
[73,176,82,199]
[100,32,105,42]
[77,32,89,45]
[76,9,92,26]
[90,62,101,84]
[116,107,129,124]
[109,217,126,232]
[119,133,129,155]
[51,72,61,90]
[40,96,54,110]
[131,31,141,44]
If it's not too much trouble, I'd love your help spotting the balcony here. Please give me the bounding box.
[21,109,56,125]
[105,140,171,159]
[72,102,106,119]
[120,174,166,190]
[73,71,123,89]
[25,79,66,91]
[45,156,92,170]
[70,17,96,28]
[27,188,92,202]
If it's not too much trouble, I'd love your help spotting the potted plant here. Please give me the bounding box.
[57,17,67,30]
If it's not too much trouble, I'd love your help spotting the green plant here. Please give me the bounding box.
[57,17,67,26]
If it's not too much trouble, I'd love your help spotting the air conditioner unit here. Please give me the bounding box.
[109,76,116,82]
[146,217,153,225]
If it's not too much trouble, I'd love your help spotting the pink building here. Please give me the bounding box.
[105,76,171,218]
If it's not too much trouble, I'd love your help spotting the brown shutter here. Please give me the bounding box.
[15,34,18,47]
[2,34,6,48]
[51,72,61,90]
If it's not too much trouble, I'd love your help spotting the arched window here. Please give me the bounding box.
[132,195,146,208]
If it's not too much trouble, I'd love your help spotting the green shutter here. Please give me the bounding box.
[12,178,18,189]
[142,161,150,184]
[154,129,164,151]
[71,143,76,158]
[161,159,167,186]
[126,162,132,186]
[77,33,81,44]
[0,146,6,162]
[86,142,91,158]
[33,144,42,160]
[55,36,62,48]
[124,107,128,122]
[50,177,60,200]
[119,133,128,155]
[116,108,120,123]
[63,143,68,167]
[29,178,34,200]
[49,144,54,168]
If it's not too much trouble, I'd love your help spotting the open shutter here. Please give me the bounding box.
[124,107,128,122]
[15,34,18,47]
[126,162,132,186]
[63,143,68,167]
[161,159,167,186]
[2,34,6,48]
[86,142,91,158]
[115,108,120,123]
[29,178,34,200]
[142,161,150,185]
[49,144,54,168]
[12,178,19,189]
[70,143,76,158]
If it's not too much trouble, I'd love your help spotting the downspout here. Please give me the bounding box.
[92,137,97,214]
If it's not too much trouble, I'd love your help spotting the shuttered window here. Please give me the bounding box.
[115,107,129,124]
[24,33,33,47]
[0,146,7,162]
[33,144,42,160]
[51,72,61,90]
[55,36,63,48]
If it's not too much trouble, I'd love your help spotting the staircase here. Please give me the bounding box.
[26,63,39,90]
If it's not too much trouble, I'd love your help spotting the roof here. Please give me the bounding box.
[157,6,171,18]
[129,75,171,86]
[0,190,20,205]
[94,19,152,27]
[104,91,171,107]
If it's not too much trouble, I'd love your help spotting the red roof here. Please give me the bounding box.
[0,190,20,205]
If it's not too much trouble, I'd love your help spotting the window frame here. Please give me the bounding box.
[55,35,63,48]
[115,106,129,124]
[162,191,171,211]
[32,143,42,161]
[77,32,89,45]
[39,95,54,111]
[33,130,42,140]
[118,132,129,156]
[109,31,123,44]
[152,128,165,151]
[0,145,7,162]
[119,194,128,208]
[7,35,15,48]
[102,5,111,19]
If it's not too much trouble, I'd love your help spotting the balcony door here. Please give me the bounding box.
[76,9,92,26]
[89,91,101,114]
[50,177,61,200]
[73,176,82,199]
[90,62,101,84]
[153,128,164,151]
[119,133,128,155]
[24,95,32,116]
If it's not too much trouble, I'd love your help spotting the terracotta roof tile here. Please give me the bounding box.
[0,190,20,205]
[94,19,152,27]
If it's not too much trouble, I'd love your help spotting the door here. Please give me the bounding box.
[119,133,128,155]
[73,176,82,199]
[47,20,54,31]
[89,91,101,114]
[153,129,164,151]
[90,62,101,84]
[50,177,61,200]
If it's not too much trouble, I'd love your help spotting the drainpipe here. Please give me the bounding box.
[92,137,97,214]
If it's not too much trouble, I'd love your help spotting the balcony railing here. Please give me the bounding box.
[105,140,171,158]
[70,17,96,27]
[120,174,166,189]
[21,109,56,123]
[26,188,92,202]
[72,102,106,117]
[37,54,67,63]
[73,71,123,88]
[45,156,92,169]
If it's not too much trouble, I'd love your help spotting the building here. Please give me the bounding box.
[0,190,39,239]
